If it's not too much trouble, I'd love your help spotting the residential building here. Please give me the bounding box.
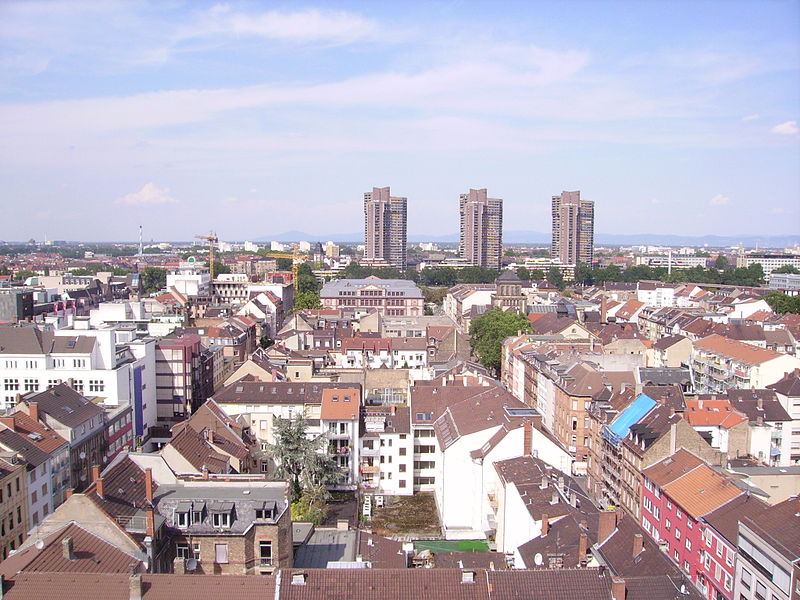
[155,332,207,427]
[640,450,743,594]
[551,190,594,266]
[364,186,407,269]
[733,497,799,600]
[690,334,800,393]
[768,370,800,464]
[0,411,70,528]
[736,253,800,277]
[0,326,157,450]
[320,278,424,317]
[359,405,413,496]
[459,188,503,270]
[17,384,107,491]
[166,261,211,297]
[769,272,800,294]
[652,335,692,368]
[0,455,29,559]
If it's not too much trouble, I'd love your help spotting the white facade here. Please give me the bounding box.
[166,263,211,297]
[637,284,676,308]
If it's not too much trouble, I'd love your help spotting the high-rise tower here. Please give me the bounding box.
[363,187,407,269]
[459,189,503,270]
[551,190,594,266]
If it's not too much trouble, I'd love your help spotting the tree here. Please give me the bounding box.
[714,255,728,270]
[297,262,321,293]
[516,267,531,281]
[259,333,274,349]
[572,263,594,286]
[765,291,800,314]
[293,291,322,312]
[528,268,545,281]
[276,257,293,271]
[774,265,800,274]
[211,261,231,276]
[469,308,532,375]
[547,267,565,290]
[141,267,166,293]
[261,416,342,501]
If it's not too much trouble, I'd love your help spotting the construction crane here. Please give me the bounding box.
[194,231,219,279]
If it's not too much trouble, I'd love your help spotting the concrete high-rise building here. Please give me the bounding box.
[551,190,594,266]
[364,187,407,269]
[459,188,503,270]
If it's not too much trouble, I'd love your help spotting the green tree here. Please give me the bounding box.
[141,267,167,294]
[275,257,293,271]
[261,416,342,501]
[459,266,499,284]
[211,261,231,276]
[469,308,532,375]
[773,265,800,274]
[293,291,322,312]
[516,267,531,281]
[572,262,594,286]
[297,262,321,293]
[259,333,274,349]
[528,268,545,281]
[714,255,728,270]
[547,267,565,290]
[765,291,800,314]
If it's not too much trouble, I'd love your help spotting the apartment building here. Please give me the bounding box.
[690,334,800,393]
[0,455,29,559]
[459,188,503,270]
[320,278,424,318]
[551,190,594,266]
[733,497,799,600]
[0,325,157,449]
[364,186,407,270]
[359,405,413,496]
[0,411,69,528]
[735,253,800,277]
[640,450,743,596]
[768,370,800,464]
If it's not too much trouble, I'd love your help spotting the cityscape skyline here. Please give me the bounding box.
[1,1,798,242]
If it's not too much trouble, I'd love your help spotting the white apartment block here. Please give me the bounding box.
[0,325,157,449]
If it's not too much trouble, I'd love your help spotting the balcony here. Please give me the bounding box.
[360,464,379,474]
[360,445,380,456]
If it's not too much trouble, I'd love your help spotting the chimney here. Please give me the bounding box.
[697,398,703,410]
[66,488,74,499]
[96,476,104,499]
[91,465,100,483]
[541,513,549,536]
[144,468,153,502]
[669,422,677,454]
[129,572,143,600]
[598,509,616,544]
[601,295,608,324]
[551,489,559,505]
[145,506,155,538]
[523,421,532,456]
[202,465,209,480]
[611,577,626,600]
[62,536,75,560]
[757,397,763,410]
[579,532,589,564]
[207,429,214,444]
[540,475,548,489]
[0,416,15,429]
[173,555,186,575]
[29,401,39,423]
[633,533,643,557]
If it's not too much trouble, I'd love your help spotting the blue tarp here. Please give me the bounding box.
[603,394,657,445]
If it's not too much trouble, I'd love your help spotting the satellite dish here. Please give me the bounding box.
[534,553,543,566]
[186,558,198,571]
[79,451,87,460]
[35,539,44,550]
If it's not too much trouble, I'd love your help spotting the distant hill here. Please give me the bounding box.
[256,230,797,248]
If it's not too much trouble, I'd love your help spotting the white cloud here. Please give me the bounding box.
[650,198,662,204]
[742,114,760,121]
[710,194,730,206]
[116,183,177,205]
[771,120,798,135]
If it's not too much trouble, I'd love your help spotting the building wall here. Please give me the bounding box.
[0,461,29,560]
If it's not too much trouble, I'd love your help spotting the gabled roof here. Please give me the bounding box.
[166,426,230,474]
[660,464,742,520]
[23,383,103,428]
[693,334,784,366]
[0,522,142,576]
[684,397,748,429]
[320,388,360,420]
[642,449,705,488]
[767,368,800,397]
[0,413,68,466]
[740,496,800,560]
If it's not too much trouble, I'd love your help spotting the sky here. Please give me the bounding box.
[0,0,798,243]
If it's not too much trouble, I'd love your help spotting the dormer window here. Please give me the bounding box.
[210,501,235,528]
[255,500,277,521]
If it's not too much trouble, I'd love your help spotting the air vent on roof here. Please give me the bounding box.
[27,432,43,441]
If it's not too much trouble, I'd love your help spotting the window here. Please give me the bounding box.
[399,480,406,488]
[665,518,671,530]
[716,541,723,557]
[740,568,751,591]
[686,519,693,529]
[73,359,85,369]
[724,573,732,591]
[88,380,104,393]
[23,379,39,392]
[193,543,201,561]
[754,581,767,600]
[176,543,191,558]
[214,543,229,564]
[212,511,231,528]
[666,500,672,510]
[259,541,272,566]
[399,448,406,456]
[399,464,406,472]
[3,379,18,392]
[685,538,691,551]
[176,511,190,528]
[675,528,681,540]
[725,548,733,567]
[683,560,689,573]
[675,508,682,520]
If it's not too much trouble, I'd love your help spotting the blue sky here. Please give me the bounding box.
[0,0,798,242]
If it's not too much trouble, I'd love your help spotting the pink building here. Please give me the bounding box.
[640,449,743,599]
[320,277,424,317]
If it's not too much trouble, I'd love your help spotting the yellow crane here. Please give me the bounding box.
[292,246,300,292]
[194,231,219,279]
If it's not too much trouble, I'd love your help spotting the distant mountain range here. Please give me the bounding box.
[257,230,798,248]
